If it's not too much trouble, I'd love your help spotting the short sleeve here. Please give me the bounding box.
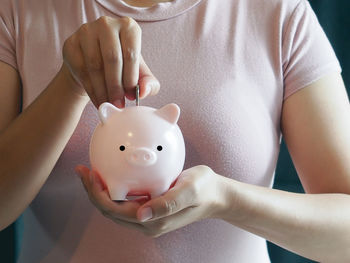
[282,0,341,100]
[0,0,17,70]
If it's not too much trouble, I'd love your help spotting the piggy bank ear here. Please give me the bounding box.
[155,103,180,124]
[98,102,121,124]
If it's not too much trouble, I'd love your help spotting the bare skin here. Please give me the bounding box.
[77,72,350,262]
[0,15,160,230]
[0,3,350,262]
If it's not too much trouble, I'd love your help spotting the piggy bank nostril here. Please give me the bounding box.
[128,149,157,165]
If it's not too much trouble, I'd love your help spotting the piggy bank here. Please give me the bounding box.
[89,102,186,200]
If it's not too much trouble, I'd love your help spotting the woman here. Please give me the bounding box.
[0,0,349,262]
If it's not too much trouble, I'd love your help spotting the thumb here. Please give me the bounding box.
[136,180,191,222]
[138,55,160,99]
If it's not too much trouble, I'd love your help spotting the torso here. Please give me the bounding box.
[11,0,302,261]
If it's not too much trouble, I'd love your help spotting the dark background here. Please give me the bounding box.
[1,0,349,262]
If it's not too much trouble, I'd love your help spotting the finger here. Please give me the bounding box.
[74,165,90,179]
[63,35,99,107]
[138,55,160,99]
[76,166,95,198]
[143,206,199,238]
[79,30,108,107]
[74,165,91,193]
[137,180,195,222]
[119,17,141,100]
[76,167,143,223]
[99,19,125,108]
[76,168,148,232]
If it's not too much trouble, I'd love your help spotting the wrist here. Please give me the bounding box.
[58,63,89,103]
[218,177,249,224]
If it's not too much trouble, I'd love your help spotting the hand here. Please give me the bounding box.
[135,165,228,237]
[75,165,149,231]
[75,165,229,237]
[61,16,160,108]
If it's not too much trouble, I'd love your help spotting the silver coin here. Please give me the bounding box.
[136,84,140,106]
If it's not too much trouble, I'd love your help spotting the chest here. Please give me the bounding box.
[18,0,283,185]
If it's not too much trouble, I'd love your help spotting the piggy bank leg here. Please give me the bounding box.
[109,186,129,201]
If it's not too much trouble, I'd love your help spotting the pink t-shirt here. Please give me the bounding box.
[0,0,341,262]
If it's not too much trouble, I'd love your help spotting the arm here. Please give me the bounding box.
[0,62,89,230]
[78,72,348,262]
[0,16,160,231]
[221,72,350,262]
[74,72,349,262]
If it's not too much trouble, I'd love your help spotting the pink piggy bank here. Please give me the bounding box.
[89,102,186,200]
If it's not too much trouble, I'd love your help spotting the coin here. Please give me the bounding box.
[136,84,140,106]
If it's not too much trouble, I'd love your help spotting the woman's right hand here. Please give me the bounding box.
[61,16,160,108]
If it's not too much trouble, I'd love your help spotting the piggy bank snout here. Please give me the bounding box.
[126,147,157,167]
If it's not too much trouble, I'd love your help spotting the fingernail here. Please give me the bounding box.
[139,207,153,222]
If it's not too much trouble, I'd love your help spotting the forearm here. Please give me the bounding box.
[221,177,350,262]
[0,65,89,230]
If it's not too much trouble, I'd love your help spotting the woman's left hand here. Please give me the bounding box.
[136,165,228,237]
[75,165,229,237]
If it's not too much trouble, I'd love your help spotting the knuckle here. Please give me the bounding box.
[186,180,200,203]
[97,16,110,25]
[120,16,135,27]
[163,198,178,215]
[126,19,142,34]
[122,47,138,63]
[104,49,122,64]
[79,22,90,35]
[190,182,201,198]
[86,57,103,71]
[97,16,115,29]
[120,17,141,33]
[131,22,142,34]
[198,165,212,173]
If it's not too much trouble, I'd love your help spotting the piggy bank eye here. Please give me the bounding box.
[157,145,163,151]
[119,145,126,151]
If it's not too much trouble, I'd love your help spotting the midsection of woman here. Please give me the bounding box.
[0,0,339,262]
